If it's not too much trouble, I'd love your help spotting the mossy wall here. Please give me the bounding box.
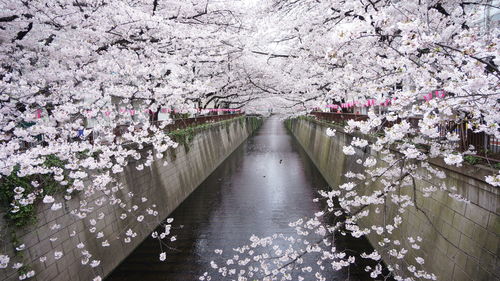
[286,117,499,281]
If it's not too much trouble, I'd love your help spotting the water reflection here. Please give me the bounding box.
[107,116,375,280]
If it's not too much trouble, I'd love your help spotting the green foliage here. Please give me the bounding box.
[7,204,37,228]
[0,167,38,227]
[0,155,72,276]
[0,154,69,228]
[18,265,31,276]
[168,127,197,152]
[415,143,429,150]
[10,231,27,261]
[76,149,102,160]
[43,154,66,168]
[246,116,263,131]
[284,118,292,131]
[167,116,251,152]
[171,113,190,119]
[494,162,500,170]
[297,115,316,122]
[464,155,481,165]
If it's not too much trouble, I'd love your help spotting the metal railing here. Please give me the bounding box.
[310,112,368,123]
[111,113,244,140]
[165,113,244,132]
[310,112,500,158]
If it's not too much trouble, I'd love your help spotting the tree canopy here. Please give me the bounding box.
[0,0,499,280]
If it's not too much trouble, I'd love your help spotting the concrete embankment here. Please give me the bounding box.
[286,117,498,281]
[0,116,262,281]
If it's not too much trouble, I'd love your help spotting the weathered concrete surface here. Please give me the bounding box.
[286,117,499,281]
[0,117,262,281]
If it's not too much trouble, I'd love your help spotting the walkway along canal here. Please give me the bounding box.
[107,116,376,280]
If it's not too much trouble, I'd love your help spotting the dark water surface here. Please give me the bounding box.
[107,116,375,281]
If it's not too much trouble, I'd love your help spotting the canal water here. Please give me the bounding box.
[107,116,375,280]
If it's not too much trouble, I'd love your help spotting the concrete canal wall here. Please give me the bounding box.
[0,117,262,281]
[286,117,499,281]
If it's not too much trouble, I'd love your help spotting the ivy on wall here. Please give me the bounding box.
[0,155,71,227]
[0,154,74,275]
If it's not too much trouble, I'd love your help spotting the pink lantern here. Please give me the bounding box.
[36,109,42,119]
[105,111,111,116]
[130,109,135,116]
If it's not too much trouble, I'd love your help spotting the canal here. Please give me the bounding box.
[107,116,375,280]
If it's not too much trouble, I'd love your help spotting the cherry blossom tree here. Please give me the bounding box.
[0,0,499,280]
[0,0,249,279]
[203,0,500,280]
